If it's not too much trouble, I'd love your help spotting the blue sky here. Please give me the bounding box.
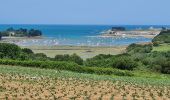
[0,0,169,25]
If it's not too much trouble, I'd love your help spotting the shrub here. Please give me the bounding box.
[70,53,83,65]
[112,56,138,70]
[54,54,83,65]
[0,59,134,76]
[80,67,134,76]
[85,54,115,67]
[0,52,4,58]
[126,43,153,53]
[0,43,21,59]
[161,61,170,74]
[55,54,70,61]
[34,53,48,61]
[22,48,34,54]
[152,30,170,44]
[35,53,47,58]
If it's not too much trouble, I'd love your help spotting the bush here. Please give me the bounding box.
[0,59,134,76]
[161,61,170,74]
[0,43,21,59]
[35,53,47,58]
[152,30,170,44]
[22,48,34,54]
[70,53,83,65]
[55,54,70,61]
[80,67,134,76]
[85,54,115,67]
[126,43,153,54]
[112,56,138,70]
[54,54,83,65]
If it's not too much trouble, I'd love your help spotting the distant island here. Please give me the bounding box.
[0,27,42,40]
[101,26,163,38]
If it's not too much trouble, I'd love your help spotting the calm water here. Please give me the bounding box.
[0,25,169,46]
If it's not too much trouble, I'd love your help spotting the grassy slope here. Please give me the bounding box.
[153,43,170,52]
[0,65,170,86]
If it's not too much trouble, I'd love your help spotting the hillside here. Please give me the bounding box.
[152,30,170,44]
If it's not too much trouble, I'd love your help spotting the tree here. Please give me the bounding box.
[0,32,2,40]
[28,29,42,37]
[22,48,34,54]
[112,56,138,70]
[70,53,83,65]
[0,43,21,59]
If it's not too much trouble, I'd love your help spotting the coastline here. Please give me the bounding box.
[100,30,161,39]
[0,35,150,59]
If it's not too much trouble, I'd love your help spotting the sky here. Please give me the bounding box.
[0,0,170,25]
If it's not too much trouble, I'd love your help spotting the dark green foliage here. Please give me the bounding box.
[0,43,21,59]
[34,53,48,61]
[70,53,83,65]
[28,29,42,37]
[55,54,70,61]
[91,54,113,60]
[152,30,170,44]
[18,53,30,61]
[54,53,83,65]
[0,32,2,40]
[111,56,138,70]
[126,43,153,53]
[22,48,34,54]
[35,53,47,58]
[153,41,160,46]
[0,59,134,76]
[0,52,4,58]
[161,61,170,74]
[0,27,42,37]
[80,67,134,76]
[85,54,114,67]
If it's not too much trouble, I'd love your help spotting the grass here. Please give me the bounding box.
[153,43,170,52]
[0,65,170,86]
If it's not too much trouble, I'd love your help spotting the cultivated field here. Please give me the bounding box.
[0,65,170,100]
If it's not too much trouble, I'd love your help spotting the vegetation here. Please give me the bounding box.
[0,65,170,99]
[0,29,170,77]
[0,27,42,37]
[152,29,170,44]
[0,28,170,99]
[0,33,2,40]
[153,43,170,52]
[0,43,21,59]
[54,53,83,65]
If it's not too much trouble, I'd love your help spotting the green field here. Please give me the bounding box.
[153,44,170,52]
[0,65,170,86]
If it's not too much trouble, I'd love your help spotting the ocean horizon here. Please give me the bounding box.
[0,24,170,46]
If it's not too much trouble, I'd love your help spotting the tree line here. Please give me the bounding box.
[0,27,42,38]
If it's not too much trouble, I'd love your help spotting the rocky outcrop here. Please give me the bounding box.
[112,27,126,31]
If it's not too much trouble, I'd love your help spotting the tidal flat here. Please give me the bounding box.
[21,45,127,59]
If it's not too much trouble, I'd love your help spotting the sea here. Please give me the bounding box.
[0,24,169,46]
